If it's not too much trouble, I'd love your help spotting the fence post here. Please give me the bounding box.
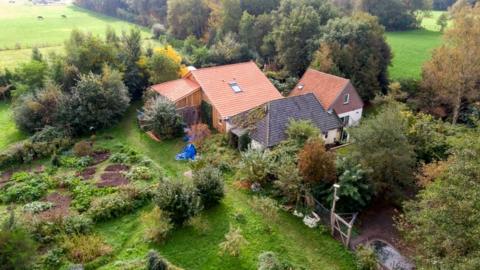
[331,184,340,236]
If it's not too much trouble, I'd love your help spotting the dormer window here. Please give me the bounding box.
[343,94,350,104]
[229,82,242,93]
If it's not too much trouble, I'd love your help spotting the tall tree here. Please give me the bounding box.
[271,0,338,75]
[121,28,149,100]
[240,0,280,15]
[399,130,480,269]
[315,12,392,101]
[421,4,480,124]
[350,102,415,200]
[357,0,418,30]
[167,0,211,39]
[218,0,242,36]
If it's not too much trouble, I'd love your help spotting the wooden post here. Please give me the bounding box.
[331,184,340,236]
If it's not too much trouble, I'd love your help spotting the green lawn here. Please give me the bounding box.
[386,11,448,80]
[90,106,356,270]
[0,100,26,150]
[0,0,154,69]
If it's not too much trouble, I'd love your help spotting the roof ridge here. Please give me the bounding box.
[191,61,256,73]
[307,68,350,82]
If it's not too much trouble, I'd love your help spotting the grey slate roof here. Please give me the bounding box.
[250,93,342,148]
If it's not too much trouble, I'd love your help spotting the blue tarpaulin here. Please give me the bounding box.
[176,144,197,161]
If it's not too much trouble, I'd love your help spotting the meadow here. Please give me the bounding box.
[386,11,447,80]
[0,100,26,150]
[0,0,154,69]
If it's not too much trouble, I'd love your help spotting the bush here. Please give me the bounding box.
[88,186,152,222]
[189,123,211,147]
[73,141,93,157]
[63,214,93,235]
[127,166,157,181]
[0,173,53,203]
[56,69,130,135]
[188,215,210,235]
[147,250,169,270]
[0,137,73,169]
[298,138,336,185]
[63,234,112,264]
[355,245,378,270]
[192,166,224,208]
[286,119,320,147]
[237,148,273,185]
[151,23,166,39]
[23,201,54,214]
[257,251,294,270]
[0,212,38,270]
[40,248,64,270]
[24,213,64,244]
[218,226,248,257]
[141,207,173,244]
[142,96,185,139]
[249,196,279,222]
[30,125,67,143]
[154,181,202,226]
[13,82,63,133]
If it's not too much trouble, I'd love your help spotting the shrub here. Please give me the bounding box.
[142,207,173,244]
[24,213,64,244]
[0,213,38,269]
[286,119,320,147]
[13,82,63,133]
[88,186,151,222]
[127,166,156,181]
[192,166,224,208]
[40,248,64,270]
[56,69,130,135]
[249,196,279,222]
[63,215,93,235]
[355,245,378,270]
[151,23,166,39]
[218,226,248,257]
[73,141,93,157]
[298,138,336,184]
[237,148,273,185]
[0,137,72,169]
[63,234,112,264]
[142,96,185,139]
[147,250,168,270]
[188,216,210,235]
[154,181,202,226]
[23,201,54,214]
[257,251,291,270]
[0,173,53,203]
[30,125,67,143]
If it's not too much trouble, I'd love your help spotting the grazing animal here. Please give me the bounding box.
[37,16,44,20]
[61,15,67,18]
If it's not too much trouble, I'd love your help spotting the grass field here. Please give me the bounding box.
[0,0,154,69]
[90,106,356,270]
[386,11,448,80]
[0,101,26,150]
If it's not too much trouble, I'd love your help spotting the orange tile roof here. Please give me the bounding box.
[189,61,283,117]
[151,78,201,102]
[289,69,349,109]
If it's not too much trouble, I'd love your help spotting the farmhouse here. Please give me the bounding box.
[249,93,343,149]
[289,69,364,127]
[151,61,283,133]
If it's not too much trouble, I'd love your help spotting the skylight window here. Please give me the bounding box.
[229,82,242,93]
[297,84,304,90]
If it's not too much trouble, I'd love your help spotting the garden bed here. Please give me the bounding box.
[97,172,129,187]
[91,151,111,165]
[104,164,130,172]
[39,192,72,218]
[76,166,97,180]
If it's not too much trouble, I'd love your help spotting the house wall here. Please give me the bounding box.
[175,90,202,109]
[338,108,363,127]
[330,83,364,117]
[323,129,341,145]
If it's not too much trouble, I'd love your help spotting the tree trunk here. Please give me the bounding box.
[452,93,462,125]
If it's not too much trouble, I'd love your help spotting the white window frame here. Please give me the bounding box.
[343,94,350,104]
